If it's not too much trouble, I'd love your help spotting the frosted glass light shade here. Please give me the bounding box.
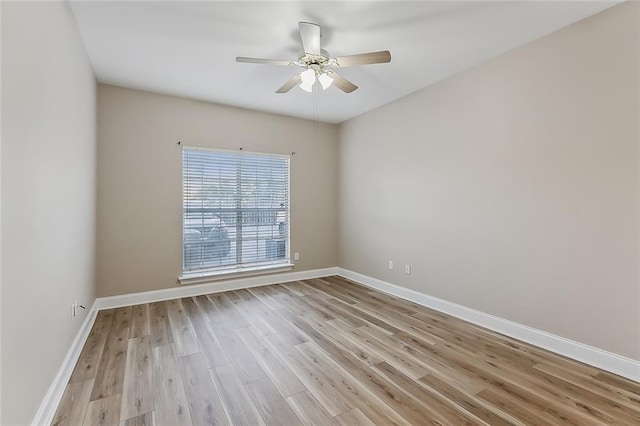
[318,72,333,90]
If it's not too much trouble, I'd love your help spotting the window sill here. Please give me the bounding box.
[178,263,294,285]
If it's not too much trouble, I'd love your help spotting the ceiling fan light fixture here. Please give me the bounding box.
[318,72,334,90]
[300,68,316,83]
[299,80,314,92]
[299,68,316,92]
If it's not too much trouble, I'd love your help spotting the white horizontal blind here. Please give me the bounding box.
[182,148,290,274]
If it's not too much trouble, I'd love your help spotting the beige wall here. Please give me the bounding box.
[339,2,640,360]
[97,85,339,297]
[1,2,97,424]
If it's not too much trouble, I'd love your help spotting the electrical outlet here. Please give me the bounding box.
[294,252,300,261]
[405,264,411,275]
[388,260,394,270]
[71,301,86,320]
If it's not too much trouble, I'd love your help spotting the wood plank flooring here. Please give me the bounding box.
[53,276,640,425]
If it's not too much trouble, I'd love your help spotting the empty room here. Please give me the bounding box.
[2,0,639,425]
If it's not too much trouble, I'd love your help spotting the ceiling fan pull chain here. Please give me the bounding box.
[313,81,318,132]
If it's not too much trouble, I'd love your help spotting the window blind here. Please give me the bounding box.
[182,147,290,275]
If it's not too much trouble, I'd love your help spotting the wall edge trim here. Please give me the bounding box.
[31,300,100,426]
[337,267,640,382]
[94,267,338,310]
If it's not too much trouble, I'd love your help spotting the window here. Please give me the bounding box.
[181,147,290,278]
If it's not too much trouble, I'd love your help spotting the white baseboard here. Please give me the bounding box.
[337,267,640,382]
[31,301,100,426]
[95,267,338,310]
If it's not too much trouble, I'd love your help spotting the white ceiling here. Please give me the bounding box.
[70,1,618,124]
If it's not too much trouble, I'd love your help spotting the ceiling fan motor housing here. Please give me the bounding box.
[299,49,330,68]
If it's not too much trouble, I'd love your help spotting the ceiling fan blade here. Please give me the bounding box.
[276,74,302,93]
[334,50,391,67]
[299,22,321,55]
[330,72,358,93]
[236,57,294,66]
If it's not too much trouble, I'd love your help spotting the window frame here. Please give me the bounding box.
[178,146,292,284]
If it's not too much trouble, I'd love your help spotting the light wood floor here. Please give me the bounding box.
[53,276,640,425]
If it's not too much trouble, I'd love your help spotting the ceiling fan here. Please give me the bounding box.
[236,22,391,94]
